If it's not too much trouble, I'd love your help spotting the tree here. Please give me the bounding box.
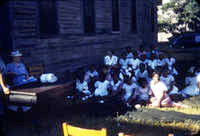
[158,0,200,34]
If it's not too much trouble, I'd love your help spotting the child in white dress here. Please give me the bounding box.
[119,52,129,70]
[126,47,133,60]
[104,51,118,67]
[160,69,179,96]
[121,76,137,105]
[110,74,123,96]
[128,51,141,70]
[76,70,91,95]
[94,73,110,97]
[136,78,150,105]
[182,74,200,97]
[135,63,148,81]
[84,65,99,83]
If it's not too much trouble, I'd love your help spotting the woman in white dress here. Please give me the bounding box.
[149,72,188,108]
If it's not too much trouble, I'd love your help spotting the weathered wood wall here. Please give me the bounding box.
[8,0,157,77]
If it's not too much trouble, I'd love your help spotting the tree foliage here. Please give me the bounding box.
[158,0,200,34]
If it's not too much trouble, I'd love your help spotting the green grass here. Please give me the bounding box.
[115,96,200,134]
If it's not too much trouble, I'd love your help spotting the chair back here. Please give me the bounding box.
[62,123,107,136]
[28,64,43,78]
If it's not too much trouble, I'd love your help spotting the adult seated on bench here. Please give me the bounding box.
[6,50,37,88]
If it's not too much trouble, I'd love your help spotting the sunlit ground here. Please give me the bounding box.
[116,96,200,135]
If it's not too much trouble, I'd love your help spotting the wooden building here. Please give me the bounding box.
[0,0,157,76]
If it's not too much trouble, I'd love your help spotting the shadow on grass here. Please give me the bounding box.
[4,96,200,136]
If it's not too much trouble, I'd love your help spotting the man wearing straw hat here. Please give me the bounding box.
[6,50,37,87]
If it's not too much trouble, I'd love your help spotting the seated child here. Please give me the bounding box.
[84,65,99,83]
[128,51,141,70]
[94,73,110,97]
[76,69,91,95]
[135,63,148,81]
[136,78,150,105]
[146,53,157,70]
[181,74,200,98]
[110,74,123,96]
[104,51,118,67]
[160,69,179,96]
[137,45,147,58]
[121,76,137,106]
[126,46,134,59]
[119,52,129,70]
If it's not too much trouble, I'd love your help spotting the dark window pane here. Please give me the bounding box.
[39,0,57,35]
[132,0,137,32]
[112,0,120,31]
[151,4,155,32]
[83,0,95,34]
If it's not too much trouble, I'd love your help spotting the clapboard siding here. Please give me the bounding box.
[9,1,38,48]
[7,0,157,77]
[57,1,81,34]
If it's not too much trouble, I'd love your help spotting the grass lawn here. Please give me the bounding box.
[115,96,200,136]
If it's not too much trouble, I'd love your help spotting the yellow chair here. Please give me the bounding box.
[62,123,107,136]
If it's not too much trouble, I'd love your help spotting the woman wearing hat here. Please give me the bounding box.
[6,50,37,87]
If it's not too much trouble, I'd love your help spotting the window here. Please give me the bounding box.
[132,0,137,32]
[39,0,57,35]
[83,0,95,34]
[112,0,120,31]
[151,4,155,32]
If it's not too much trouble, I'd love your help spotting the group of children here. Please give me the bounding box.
[70,45,200,108]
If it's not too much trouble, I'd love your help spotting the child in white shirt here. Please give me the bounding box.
[110,74,123,96]
[119,52,129,70]
[135,63,148,81]
[182,74,200,97]
[76,70,91,95]
[126,47,134,59]
[146,54,157,70]
[84,65,99,83]
[137,45,147,58]
[104,51,118,67]
[94,73,110,97]
[160,69,179,96]
[128,51,141,70]
[136,78,150,105]
[121,76,137,105]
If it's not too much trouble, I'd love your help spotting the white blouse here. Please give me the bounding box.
[76,80,91,95]
[110,80,122,92]
[122,83,137,102]
[104,55,118,66]
[149,80,168,98]
[94,80,110,96]
[128,58,141,70]
[84,70,99,82]
[119,58,129,70]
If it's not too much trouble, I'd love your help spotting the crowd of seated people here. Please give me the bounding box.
[68,44,200,109]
